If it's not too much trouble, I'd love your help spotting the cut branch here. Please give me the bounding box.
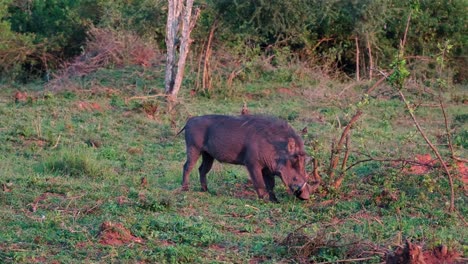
[328,110,363,181]
[333,134,351,189]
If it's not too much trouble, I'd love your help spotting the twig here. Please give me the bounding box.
[314,257,377,264]
[439,96,468,163]
[400,11,412,52]
[345,159,374,172]
[398,90,455,212]
[127,94,168,101]
[312,37,334,51]
[366,69,394,95]
[245,204,259,211]
[51,134,61,149]
[337,83,357,98]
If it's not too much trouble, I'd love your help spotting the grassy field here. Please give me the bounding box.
[0,67,467,263]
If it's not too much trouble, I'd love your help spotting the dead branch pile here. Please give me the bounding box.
[48,27,160,90]
[281,224,385,263]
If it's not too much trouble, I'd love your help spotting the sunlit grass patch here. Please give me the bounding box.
[38,146,116,179]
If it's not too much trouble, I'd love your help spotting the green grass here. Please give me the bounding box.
[0,67,466,263]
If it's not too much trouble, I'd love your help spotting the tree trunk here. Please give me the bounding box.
[202,19,218,91]
[164,0,182,95]
[355,36,360,81]
[164,0,200,99]
[366,33,373,79]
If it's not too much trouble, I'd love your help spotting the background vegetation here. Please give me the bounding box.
[0,0,467,263]
[0,0,466,84]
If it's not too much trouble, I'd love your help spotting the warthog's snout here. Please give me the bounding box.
[291,182,310,200]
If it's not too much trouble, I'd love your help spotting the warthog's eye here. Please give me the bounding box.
[291,153,303,165]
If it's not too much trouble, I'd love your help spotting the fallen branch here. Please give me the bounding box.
[126,94,168,101]
[366,69,394,95]
[398,90,455,212]
[315,257,377,264]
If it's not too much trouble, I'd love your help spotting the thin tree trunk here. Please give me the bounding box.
[202,19,218,91]
[355,36,360,81]
[366,33,373,79]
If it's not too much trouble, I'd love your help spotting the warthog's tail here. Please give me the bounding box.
[175,125,186,137]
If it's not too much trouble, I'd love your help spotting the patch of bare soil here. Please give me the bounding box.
[386,241,462,264]
[403,153,468,192]
[404,154,436,175]
[98,221,144,246]
[277,87,296,96]
[249,256,269,264]
[76,101,104,111]
[14,91,28,102]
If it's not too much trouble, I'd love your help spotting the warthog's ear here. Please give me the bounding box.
[287,138,296,153]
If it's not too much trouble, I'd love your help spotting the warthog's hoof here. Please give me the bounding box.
[268,193,279,203]
[201,185,208,192]
[181,185,189,191]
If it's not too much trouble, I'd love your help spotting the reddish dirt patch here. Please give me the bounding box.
[29,257,48,263]
[209,244,225,251]
[75,241,92,249]
[405,154,436,175]
[249,256,269,264]
[76,101,103,111]
[14,91,28,102]
[127,147,143,155]
[277,87,295,96]
[423,245,461,264]
[116,196,128,205]
[386,241,462,264]
[98,222,144,246]
[404,154,468,191]
[160,240,176,247]
[453,161,468,192]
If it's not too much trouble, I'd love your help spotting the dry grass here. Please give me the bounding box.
[48,27,161,90]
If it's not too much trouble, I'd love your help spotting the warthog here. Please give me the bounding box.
[178,114,311,202]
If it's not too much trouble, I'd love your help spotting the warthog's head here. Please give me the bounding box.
[278,138,310,200]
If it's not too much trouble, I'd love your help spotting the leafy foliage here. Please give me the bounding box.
[1,0,466,83]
